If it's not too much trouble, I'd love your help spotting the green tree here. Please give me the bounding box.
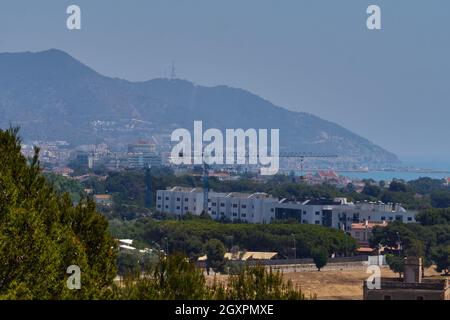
[117,251,141,276]
[311,248,328,271]
[214,265,309,300]
[386,254,405,279]
[115,254,211,300]
[205,239,226,273]
[431,246,450,275]
[389,180,408,192]
[416,208,450,226]
[430,190,450,209]
[0,128,117,299]
[362,184,382,198]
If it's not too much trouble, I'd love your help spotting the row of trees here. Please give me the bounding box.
[109,217,357,263]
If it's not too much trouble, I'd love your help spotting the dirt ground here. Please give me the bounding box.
[283,268,395,300]
[206,266,441,300]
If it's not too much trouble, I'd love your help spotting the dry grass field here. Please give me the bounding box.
[206,266,442,300]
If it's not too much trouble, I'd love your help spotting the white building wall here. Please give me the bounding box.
[157,188,416,228]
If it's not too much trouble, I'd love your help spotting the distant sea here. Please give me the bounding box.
[340,171,448,182]
[341,159,450,182]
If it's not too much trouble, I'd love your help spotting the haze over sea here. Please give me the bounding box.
[341,159,450,182]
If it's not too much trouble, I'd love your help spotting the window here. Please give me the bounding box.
[381,216,386,221]
[271,208,274,212]
[157,205,161,208]
[185,198,188,202]
[315,220,320,225]
[176,197,180,201]
[407,217,413,222]
[302,220,308,224]
[157,196,161,200]
[165,197,169,201]
[315,211,320,216]
[242,205,247,209]
[383,296,392,300]
[233,213,237,217]
[176,206,180,210]
[416,296,424,300]
[303,211,307,215]
[184,207,188,210]
[241,214,246,217]
[212,202,217,206]
[233,204,238,208]
[165,205,168,209]
[220,203,225,207]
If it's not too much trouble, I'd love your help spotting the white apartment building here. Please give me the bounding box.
[156,187,277,223]
[208,192,278,224]
[268,198,416,231]
[156,187,416,229]
[156,187,205,216]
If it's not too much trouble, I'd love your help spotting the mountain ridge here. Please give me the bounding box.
[0,49,400,167]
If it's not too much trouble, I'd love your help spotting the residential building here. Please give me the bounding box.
[350,221,387,246]
[156,187,416,230]
[156,187,205,216]
[269,198,416,231]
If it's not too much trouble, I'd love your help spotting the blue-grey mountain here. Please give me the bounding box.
[0,49,400,167]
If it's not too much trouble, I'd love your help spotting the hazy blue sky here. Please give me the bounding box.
[0,0,449,164]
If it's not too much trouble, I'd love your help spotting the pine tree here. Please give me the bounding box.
[0,128,117,299]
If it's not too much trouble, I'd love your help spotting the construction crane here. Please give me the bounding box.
[177,151,338,214]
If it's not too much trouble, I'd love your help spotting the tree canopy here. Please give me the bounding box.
[0,128,117,299]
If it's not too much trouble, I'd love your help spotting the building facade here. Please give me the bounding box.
[156,187,416,229]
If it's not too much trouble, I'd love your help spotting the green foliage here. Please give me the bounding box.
[431,246,450,275]
[116,251,158,276]
[362,184,382,198]
[0,128,117,299]
[117,251,141,276]
[205,239,226,273]
[311,248,328,271]
[44,173,85,203]
[430,190,450,208]
[109,218,357,260]
[213,265,309,300]
[389,180,409,193]
[386,254,405,278]
[409,178,446,195]
[416,208,450,226]
[114,254,212,300]
[371,210,450,275]
[115,255,309,300]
